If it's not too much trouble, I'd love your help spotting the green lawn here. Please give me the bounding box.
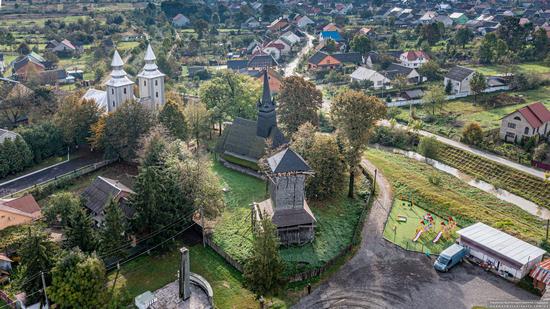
[109,244,269,309]
[394,86,550,136]
[116,41,140,52]
[210,159,365,275]
[365,148,545,244]
[472,62,550,76]
[383,199,457,255]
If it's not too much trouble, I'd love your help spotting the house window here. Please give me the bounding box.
[524,127,529,135]
[155,80,158,86]
[505,132,515,139]
[123,88,127,94]
[111,89,114,95]
[514,116,521,121]
[144,81,146,86]
[507,123,516,129]
[112,101,115,107]
[156,92,159,98]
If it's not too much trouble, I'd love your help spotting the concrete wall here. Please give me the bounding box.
[0,210,33,230]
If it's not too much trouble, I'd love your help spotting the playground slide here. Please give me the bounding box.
[413,230,423,242]
[433,231,443,243]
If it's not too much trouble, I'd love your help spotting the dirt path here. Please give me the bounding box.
[293,158,539,309]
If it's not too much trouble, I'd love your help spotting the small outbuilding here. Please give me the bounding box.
[457,222,546,281]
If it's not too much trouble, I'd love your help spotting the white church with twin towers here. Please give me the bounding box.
[83,44,166,112]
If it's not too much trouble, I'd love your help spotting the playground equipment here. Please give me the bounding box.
[432,217,457,243]
[413,213,434,242]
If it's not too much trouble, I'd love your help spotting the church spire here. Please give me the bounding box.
[256,69,277,138]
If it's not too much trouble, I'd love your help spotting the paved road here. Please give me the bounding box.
[379,120,547,180]
[293,159,540,309]
[0,154,104,197]
[284,33,314,78]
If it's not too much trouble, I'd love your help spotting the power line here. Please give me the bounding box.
[99,208,197,258]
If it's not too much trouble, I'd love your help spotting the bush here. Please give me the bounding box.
[370,126,418,150]
[462,123,483,146]
[533,143,550,162]
[16,122,65,163]
[417,136,440,160]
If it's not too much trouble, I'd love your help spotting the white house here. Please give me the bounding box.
[281,31,301,46]
[295,15,314,29]
[350,67,390,89]
[172,14,190,28]
[399,51,430,68]
[499,102,550,143]
[444,66,475,95]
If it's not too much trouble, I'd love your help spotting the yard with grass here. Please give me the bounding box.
[472,62,550,77]
[365,148,545,244]
[383,199,458,255]
[393,86,550,136]
[108,242,279,309]
[210,159,366,275]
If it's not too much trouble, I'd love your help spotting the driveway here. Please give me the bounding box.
[0,154,104,197]
[293,159,540,309]
[379,120,546,180]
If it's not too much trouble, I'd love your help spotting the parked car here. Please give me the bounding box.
[434,244,468,272]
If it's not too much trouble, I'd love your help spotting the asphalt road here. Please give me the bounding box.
[0,154,104,197]
[293,159,541,309]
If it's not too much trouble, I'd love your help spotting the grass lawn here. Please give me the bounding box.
[116,41,140,52]
[472,62,550,76]
[210,159,366,275]
[109,243,272,309]
[383,199,457,255]
[365,148,545,244]
[394,86,550,136]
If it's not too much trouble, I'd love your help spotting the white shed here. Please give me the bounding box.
[457,222,546,280]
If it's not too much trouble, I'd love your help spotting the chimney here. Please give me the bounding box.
[179,247,191,300]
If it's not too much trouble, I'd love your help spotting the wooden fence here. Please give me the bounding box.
[203,236,244,273]
[3,159,115,199]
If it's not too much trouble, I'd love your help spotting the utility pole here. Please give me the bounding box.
[200,207,205,248]
[546,219,549,242]
[372,169,377,195]
[41,271,49,308]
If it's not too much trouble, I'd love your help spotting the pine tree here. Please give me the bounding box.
[244,217,286,297]
[19,228,58,305]
[278,76,323,136]
[13,136,33,169]
[99,198,127,259]
[64,207,98,253]
[2,138,22,174]
[159,99,188,140]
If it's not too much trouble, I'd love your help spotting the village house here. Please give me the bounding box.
[383,63,422,84]
[319,31,343,42]
[499,102,550,143]
[450,12,469,25]
[45,39,80,56]
[80,176,135,226]
[0,128,20,144]
[444,66,475,95]
[350,67,390,89]
[294,15,315,29]
[267,17,289,32]
[0,195,42,231]
[253,148,316,246]
[399,50,430,68]
[308,51,342,71]
[172,14,190,28]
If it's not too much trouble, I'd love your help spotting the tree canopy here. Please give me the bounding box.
[278,76,323,136]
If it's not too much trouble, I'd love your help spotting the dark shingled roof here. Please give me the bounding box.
[332,52,363,64]
[383,63,416,80]
[308,51,329,65]
[445,66,474,81]
[257,199,316,228]
[248,54,278,68]
[216,118,287,162]
[267,148,311,174]
[227,59,248,70]
[81,176,135,220]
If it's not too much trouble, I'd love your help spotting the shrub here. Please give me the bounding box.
[533,143,550,162]
[462,123,483,146]
[370,126,417,149]
[417,136,440,160]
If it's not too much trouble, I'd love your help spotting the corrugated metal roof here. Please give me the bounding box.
[457,222,545,266]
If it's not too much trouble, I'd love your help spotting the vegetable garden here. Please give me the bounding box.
[437,144,550,209]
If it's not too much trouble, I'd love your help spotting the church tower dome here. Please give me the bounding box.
[137,44,166,109]
[105,50,135,112]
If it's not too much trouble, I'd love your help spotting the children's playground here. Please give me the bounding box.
[383,198,458,255]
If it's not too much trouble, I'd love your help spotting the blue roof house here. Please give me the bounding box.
[319,31,343,42]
